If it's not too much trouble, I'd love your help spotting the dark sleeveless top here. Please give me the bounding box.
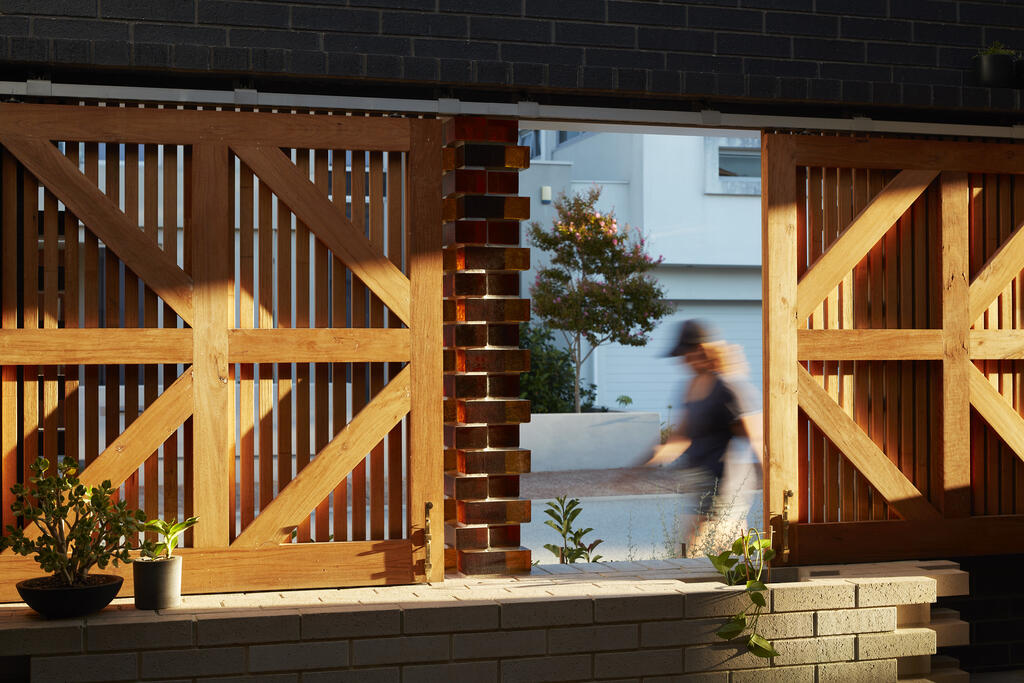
[676,375,754,480]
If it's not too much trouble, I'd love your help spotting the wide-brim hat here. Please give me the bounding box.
[666,319,714,357]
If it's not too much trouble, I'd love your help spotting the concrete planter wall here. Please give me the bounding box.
[521,412,660,471]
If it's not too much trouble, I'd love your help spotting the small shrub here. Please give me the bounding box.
[660,405,674,444]
[0,456,149,586]
[685,465,757,559]
[542,495,603,563]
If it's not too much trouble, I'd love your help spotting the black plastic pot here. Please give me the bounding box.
[16,574,123,619]
[974,53,1015,87]
[133,555,182,610]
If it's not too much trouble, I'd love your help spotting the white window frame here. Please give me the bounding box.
[704,136,761,196]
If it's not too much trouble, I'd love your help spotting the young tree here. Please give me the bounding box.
[529,187,672,412]
[519,322,596,413]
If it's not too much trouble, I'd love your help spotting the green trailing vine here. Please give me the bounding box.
[542,495,603,564]
[707,528,780,659]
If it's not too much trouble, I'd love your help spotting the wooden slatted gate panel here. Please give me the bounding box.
[763,134,1024,565]
[0,103,443,600]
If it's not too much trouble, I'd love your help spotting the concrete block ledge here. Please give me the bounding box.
[0,558,968,682]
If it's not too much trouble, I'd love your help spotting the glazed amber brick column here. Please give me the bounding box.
[442,117,532,575]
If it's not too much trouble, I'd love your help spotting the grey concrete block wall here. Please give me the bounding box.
[2,1,1023,120]
[6,570,961,682]
[0,559,973,682]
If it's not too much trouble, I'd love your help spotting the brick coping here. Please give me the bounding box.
[0,558,967,627]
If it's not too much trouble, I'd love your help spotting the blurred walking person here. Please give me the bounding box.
[644,319,764,556]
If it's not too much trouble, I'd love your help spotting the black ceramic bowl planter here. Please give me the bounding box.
[16,575,124,619]
[975,53,1015,87]
[133,555,182,610]
[973,42,1017,87]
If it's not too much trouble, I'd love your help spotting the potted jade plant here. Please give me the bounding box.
[0,456,148,619]
[973,41,1017,87]
[133,516,198,610]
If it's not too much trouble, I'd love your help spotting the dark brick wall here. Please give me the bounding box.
[2,2,1023,120]
[939,555,1024,673]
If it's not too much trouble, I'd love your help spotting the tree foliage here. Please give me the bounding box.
[519,322,595,413]
[542,495,603,564]
[529,187,672,411]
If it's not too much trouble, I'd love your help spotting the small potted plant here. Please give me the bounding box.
[0,456,148,619]
[973,41,1017,87]
[133,516,198,610]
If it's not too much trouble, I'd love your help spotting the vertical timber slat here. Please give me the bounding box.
[63,143,80,469]
[350,150,368,542]
[143,143,159,537]
[182,144,195,546]
[104,142,119,484]
[42,185,60,469]
[295,149,312,542]
[312,148,331,543]
[191,143,231,547]
[387,151,405,540]
[162,143,179,523]
[941,171,971,518]
[409,119,444,582]
[837,167,857,522]
[369,151,386,540]
[277,169,293,514]
[123,143,140,523]
[257,161,274,517]
[1,151,18,530]
[330,148,348,543]
[238,157,255,534]
[22,163,38,482]
[763,135,799,546]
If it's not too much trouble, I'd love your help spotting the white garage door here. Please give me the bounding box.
[592,300,763,422]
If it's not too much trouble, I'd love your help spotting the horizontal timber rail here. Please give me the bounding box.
[0,329,412,364]
[786,516,1024,565]
[0,103,412,150]
[797,330,1024,360]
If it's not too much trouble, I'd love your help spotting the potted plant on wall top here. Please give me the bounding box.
[0,456,148,619]
[133,516,198,610]
[973,41,1017,87]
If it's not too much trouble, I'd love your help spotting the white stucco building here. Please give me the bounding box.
[519,129,764,421]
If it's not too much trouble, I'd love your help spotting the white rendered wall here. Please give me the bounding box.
[641,135,761,267]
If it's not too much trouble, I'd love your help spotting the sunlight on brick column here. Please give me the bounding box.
[442,117,532,575]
